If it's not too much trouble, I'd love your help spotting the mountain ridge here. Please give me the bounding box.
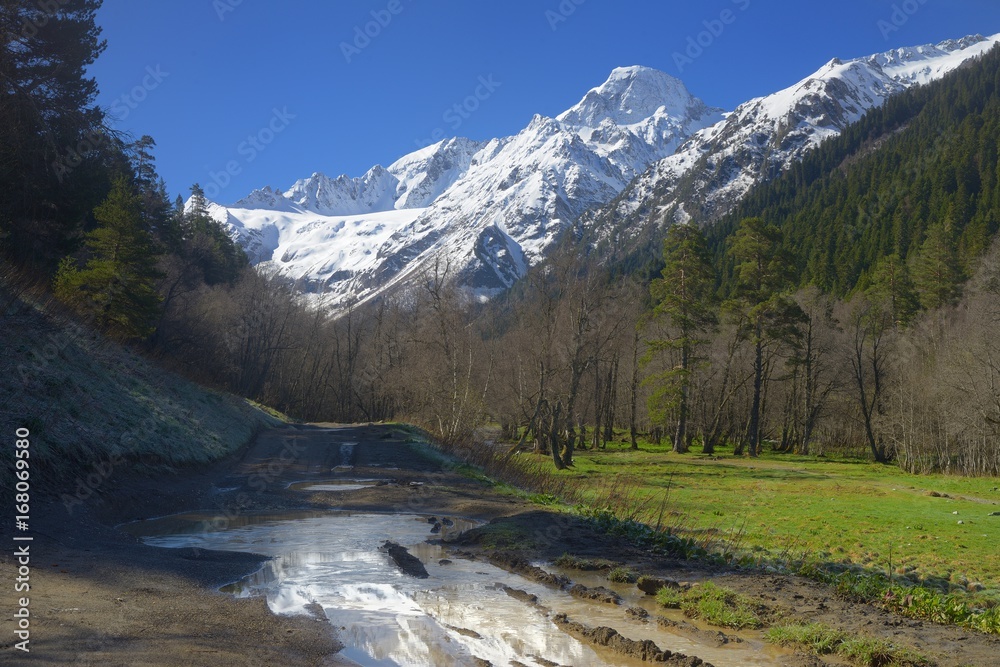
[204,66,721,306]
[201,33,999,309]
[589,33,1000,252]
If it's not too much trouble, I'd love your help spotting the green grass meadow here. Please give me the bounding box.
[542,439,1000,594]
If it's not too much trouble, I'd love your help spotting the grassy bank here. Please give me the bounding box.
[0,280,284,494]
[532,439,1000,595]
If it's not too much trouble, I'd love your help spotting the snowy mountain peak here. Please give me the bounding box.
[388,136,484,209]
[207,33,999,312]
[283,166,397,217]
[863,33,1000,85]
[594,32,1000,246]
[233,185,297,211]
[557,65,702,128]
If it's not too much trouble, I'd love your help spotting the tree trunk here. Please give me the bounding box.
[550,401,566,470]
[629,330,640,450]
[674,343,690,454]
[748,319,764,457]
[592,360,603,450]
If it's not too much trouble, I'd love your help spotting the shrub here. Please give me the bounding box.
[608,567,637,584]
[655,587,682,609]
[656,582,768,629]
[767,623,928,667]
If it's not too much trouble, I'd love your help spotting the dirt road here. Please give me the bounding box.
[1,423,997,666]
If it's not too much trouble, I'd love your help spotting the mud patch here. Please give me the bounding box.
[655,617,743,648]
[553,613,712,666]
[488,551,572,588]
[569,583,623,605]
[501,584,540,606]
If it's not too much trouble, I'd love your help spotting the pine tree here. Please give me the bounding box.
[129,136,172,239]
[187,183,209,218]
[866,253,918,328]
[912,222,964,310]
[727,218,803,457]
[180,184,247,285]
[54,176,162,338]
[0,0,110,264]
[647,224,717,453]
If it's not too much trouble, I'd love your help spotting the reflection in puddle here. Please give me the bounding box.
[289,479,379,492]
[128,511,786,666]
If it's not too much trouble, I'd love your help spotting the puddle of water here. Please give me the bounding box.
[336,442,357,469]
[289,479,379,493]
[128,511,789,666]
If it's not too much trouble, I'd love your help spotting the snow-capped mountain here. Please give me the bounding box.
[274,137,485,217]
[206,66,722,306]
[204,34,999,310]
[591,34,1000,246]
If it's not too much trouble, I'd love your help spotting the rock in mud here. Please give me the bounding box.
[529,656,568,667]
[568,583,622,605]
[488,552,570,588]
[500,585,539,605]
[379,541,429,579]
[552,613,711,665]
[637,576,679,596]
[626,606,650,620]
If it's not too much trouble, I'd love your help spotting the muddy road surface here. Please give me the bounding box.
[1,424,996,666]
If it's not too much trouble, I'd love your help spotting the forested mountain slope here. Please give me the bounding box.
[707,43,1000,297]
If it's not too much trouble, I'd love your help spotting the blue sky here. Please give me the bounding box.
[88,0,1000,203]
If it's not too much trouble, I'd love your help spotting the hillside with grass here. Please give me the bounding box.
[0,269,283,495]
